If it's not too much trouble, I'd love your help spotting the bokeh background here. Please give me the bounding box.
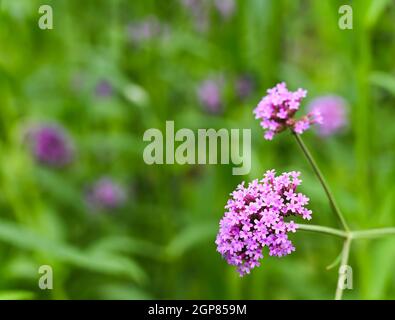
[0,0,395,300]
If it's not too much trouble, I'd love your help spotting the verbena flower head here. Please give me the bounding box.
[28,124,74,167]
[254,82,322,140]
[180,0,209,32]
[197,78,223,114]
[214,0,236,20]
[215,169,312,276]
[95,79,113,97]
[127,16,161,45]
[308,95,348,137]
[86,178,126,212]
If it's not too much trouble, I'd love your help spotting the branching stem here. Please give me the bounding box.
[335,237,352,300]
[293,133,350,232]
[292,133,395,300]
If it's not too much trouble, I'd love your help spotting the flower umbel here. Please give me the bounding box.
[95,79,113,98]
[86,178,126,212]
[254,82,322,140]
[28,124,74,167]
[214,0,236,20]
[197,78,223,114]
[215,170,312,276]
[308,95,348,137]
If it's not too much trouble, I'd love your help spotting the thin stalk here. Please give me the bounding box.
[293,133,350,232]
[297,224,348,238]
[351,228,395,240]
[298,224,395,240]
[326,251,342,270]
[335,237,352,300]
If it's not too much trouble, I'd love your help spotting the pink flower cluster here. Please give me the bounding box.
[254,82,322,140]
[308,95,348,137]
[215,170,312,276]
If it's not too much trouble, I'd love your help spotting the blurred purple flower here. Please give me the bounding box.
[181,0,201,11]
[308,95,348,137]
[181,0,235,30]
[86,178,126,212]
[235,75,254,100]
[180,0,209,32]
[197,78,223,114]
[28,124,74,167]
[95,79,113,97]
[214,0,236,19]
[127,16,161,44]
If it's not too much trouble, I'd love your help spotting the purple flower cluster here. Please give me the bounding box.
[215,170,312,276]
[214,0,236,20]
[127,16,162,45]
[95,79,113,98]
[29,125,74,167]
[86,178,126,212]
[180,0,236,32]
[308,95,348,137]
[197,78,223,114]
[254,82,322,140]
[180,0,209,32]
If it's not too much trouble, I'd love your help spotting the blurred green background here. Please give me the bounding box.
[0,0,395,300]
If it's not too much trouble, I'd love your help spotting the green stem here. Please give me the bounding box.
[326,251,342,270]
[298,224,395,240]
[297,223,348,238]
[335,237,352,300]
[351,228,395,239]
[299,222,395,300]
[292,133,350,232]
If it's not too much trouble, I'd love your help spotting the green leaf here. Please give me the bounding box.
[367,238,395,298]
[0,219,147,284]
[370,72,395,96]
[4,254,38,280]
[35,168,84,213]
[0,290,35,300]
[165,222,217,259]
[88,235,163,260]
[365,0,392,28]
[326,251,342,270]
[98,284,152,300]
